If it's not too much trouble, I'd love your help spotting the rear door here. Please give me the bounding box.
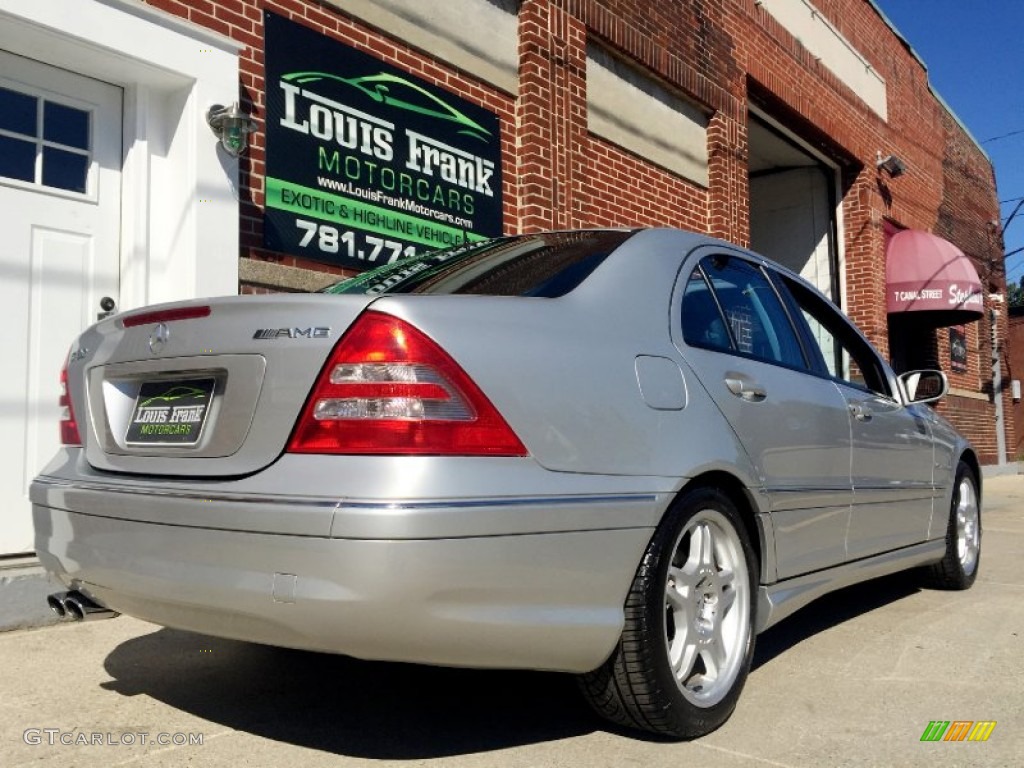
[675,249,853,579]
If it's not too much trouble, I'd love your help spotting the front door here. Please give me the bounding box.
[776,272,936,562]
[0,51,122,555]
[843,388,935,559]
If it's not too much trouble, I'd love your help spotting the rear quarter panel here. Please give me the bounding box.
[371,230,761,490]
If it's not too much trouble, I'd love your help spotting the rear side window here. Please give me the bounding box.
[682,255,806,369]
[323,230,635,297]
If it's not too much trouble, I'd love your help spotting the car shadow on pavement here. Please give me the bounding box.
[99,573,922,756]
[752,572,921,671]
[102,631,600,758]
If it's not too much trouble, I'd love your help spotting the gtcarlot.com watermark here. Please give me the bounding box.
[24,728,204,747]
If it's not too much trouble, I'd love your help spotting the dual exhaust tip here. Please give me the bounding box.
[47,591,119,622]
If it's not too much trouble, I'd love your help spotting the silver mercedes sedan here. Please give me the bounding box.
[33,228,981,739]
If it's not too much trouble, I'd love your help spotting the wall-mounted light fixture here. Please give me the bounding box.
[207,103,257,157]
[876,151,907,178]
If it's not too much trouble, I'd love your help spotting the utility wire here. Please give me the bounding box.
[1004,199,1024,233]
[982,128,1024,144]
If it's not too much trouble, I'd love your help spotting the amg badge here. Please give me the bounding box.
[253,327,331,340]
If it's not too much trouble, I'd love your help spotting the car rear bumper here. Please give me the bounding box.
[31,451,670,672]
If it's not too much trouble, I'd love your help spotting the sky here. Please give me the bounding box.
[875,0,1024,287]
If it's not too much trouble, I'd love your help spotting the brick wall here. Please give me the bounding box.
[517,1,588,230]
[141,0,1009,461]
[1009,310,1024,460]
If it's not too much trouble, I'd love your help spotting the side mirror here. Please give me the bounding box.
[898,369,948,405]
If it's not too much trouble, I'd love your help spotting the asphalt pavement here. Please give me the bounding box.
[2,475,1022,767]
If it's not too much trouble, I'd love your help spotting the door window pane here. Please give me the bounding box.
[780,276,892,397]
[0,85,93,193]
[0,135,35,182]
[41,147,88,193]
[0,86,37,136]
[43,101,90,150]
[682,269,732,352]
[686,255,807,369]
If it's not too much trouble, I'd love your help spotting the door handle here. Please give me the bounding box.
[725,377,767,402]
[849,402,873,422]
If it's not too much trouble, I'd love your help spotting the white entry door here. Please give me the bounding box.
[0,51,122,555]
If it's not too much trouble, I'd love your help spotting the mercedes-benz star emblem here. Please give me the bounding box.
[148,323,170,354]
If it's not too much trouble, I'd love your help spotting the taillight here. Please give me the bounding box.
[59,353,81,446]
[288,311,527,456]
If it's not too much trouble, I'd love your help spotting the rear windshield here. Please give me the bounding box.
[322,230,635,297]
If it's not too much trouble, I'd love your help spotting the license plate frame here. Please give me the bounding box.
[125,377,215,446]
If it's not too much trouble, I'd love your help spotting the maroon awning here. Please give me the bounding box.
[886,229,984,324]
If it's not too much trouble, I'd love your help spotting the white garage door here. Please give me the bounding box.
[0,51,122,555]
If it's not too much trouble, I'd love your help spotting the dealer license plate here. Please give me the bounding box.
[125,378,215,445]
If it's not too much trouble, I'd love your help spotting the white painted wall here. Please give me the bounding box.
[750,167,833,297]
[0,0,243,311]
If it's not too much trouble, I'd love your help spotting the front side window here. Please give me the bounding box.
[682,255,806,369]
[779,275,892,397]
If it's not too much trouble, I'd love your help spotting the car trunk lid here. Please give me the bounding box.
[71,294,377,477]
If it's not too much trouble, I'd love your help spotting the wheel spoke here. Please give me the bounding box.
[961,481,974,512]
[688,648,723,694]
[706,624,728,676]
[666,586,686,614]
[667,563,699,622]
[718,578,737,616]
[669,564,699,594]
[671,638,699,681]
[697,523,715,568]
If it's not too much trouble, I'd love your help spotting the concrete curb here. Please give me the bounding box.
[981,461,1022,478]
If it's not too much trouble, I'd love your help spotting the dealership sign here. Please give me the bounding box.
[263,12,503,269]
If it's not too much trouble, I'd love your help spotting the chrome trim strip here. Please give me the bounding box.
[765,485,851,493]
[342,495,660,510]
[33,476,659,510]
[34,476,340,508]
[765,483,939,493]
[851,483,938,492]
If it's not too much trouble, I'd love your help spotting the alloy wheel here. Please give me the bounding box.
[664,508,750,707]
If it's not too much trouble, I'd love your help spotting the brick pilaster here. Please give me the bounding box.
[517,0,588,232]
[707,108,749,246]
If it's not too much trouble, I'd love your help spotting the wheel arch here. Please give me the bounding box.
[675,470,772,584]
[958,448,982,505]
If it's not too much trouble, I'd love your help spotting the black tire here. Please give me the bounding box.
[924,461,981,590]
[578,486,757,739]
